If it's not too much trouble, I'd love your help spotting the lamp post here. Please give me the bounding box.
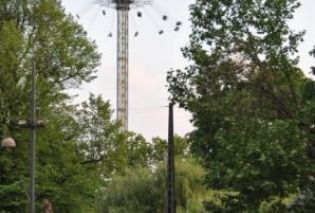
[1,56,42,213]
[0,137,16,193]
[15,59,45,213]
[29,59,36,213]
[0,137,30,203]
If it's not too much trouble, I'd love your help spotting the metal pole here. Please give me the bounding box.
[166,102,176,213]
[30,58,36,213]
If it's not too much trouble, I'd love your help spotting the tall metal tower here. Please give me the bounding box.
[92,0,182,131]
[94,0,152,131]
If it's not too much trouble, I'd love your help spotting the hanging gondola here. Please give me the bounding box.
[176,21,182,26]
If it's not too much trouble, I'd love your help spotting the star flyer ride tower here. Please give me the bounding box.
[94,0,152,131]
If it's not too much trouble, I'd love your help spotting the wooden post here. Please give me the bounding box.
[166,102,176,213]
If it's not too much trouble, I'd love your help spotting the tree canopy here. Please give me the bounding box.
[0,0,102,211]
[167,0,315,211]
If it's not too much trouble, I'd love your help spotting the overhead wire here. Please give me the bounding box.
[129,105,186,116]
[129,105,169,116]
[131,105,169,111]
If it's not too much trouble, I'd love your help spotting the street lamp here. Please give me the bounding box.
[29,59,38,213]
[16,118,45,213]
[1,48,42,213]
[1,137,16,148]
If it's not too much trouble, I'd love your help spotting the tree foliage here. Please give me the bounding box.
[167,0,315,211]
[97,158,206,213]
[0,0,103,211]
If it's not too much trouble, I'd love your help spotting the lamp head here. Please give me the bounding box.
[1,137,16,148]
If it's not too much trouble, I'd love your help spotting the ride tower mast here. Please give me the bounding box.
[95,0,152,131]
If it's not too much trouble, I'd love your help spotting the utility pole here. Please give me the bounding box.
[166,102,176,213]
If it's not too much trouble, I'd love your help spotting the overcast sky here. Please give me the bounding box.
[61,0,315,139]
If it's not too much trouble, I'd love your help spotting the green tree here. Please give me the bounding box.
[167,0,315,211]
[97,158,206,213]
[150,135,191,164]
[76,94,127,176]
[0,0,101,211]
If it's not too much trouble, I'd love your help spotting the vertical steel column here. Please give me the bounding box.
[30,59,36,213]
[116,1,129,131]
